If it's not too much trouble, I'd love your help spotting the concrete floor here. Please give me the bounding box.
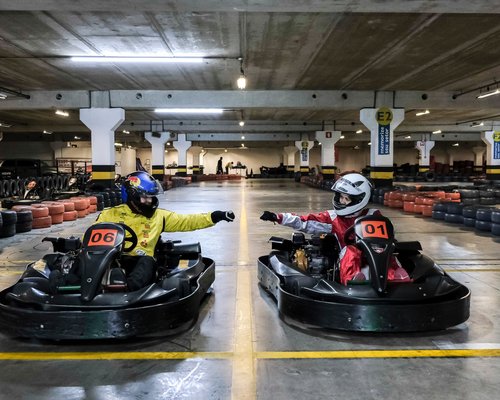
[0,178,499,400]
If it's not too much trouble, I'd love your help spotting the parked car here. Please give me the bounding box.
[0,159,58,178]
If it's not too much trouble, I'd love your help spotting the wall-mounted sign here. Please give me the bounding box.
[376,107,393,155]
[494,131,500,160]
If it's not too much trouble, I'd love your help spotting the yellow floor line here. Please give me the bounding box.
[255,349,500,359]
[0,348,499,361]
[231,188,256,400]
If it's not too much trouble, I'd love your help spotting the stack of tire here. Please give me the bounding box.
[58,199,78,222]
[94,193,105,211]
[492,209,500,236]
[0,210,17,238]
[29,204,52,229]
[432,202,464,222]
[40,202,65,225]
[14,208,33,233]
[70,197,90,218]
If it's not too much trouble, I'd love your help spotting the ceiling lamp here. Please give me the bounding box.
[71,56,205,63]
[432,130,442,134]
[355,129,362,134]
[477,88,500,99]
[0,121,12,127]
[471,121,484,127]
[0,93,7,100]
[55,110,69,117]
[237,58,247,89]
[239,121,245,127]
[154,108,224,114]
[43,130,53,134]
[415,110,430,116]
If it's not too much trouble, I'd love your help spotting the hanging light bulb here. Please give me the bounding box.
[237,58,247,89]
[239,121,245,127]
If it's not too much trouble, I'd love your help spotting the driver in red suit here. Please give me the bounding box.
[260,173,410,285]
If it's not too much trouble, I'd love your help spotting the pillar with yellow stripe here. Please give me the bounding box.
[145,131,170,184]
[80,107,125,190]
[172,133,191,177]
[295,136,314,177]
[482,129,500,182]
[416,137,434,180]
[315,130,342,180]
[360,102,405,188]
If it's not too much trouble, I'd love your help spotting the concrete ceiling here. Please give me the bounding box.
[1,1,500,148]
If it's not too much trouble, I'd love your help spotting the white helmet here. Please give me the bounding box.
[331,173,373,216]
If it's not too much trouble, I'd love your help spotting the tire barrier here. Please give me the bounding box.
[0,210,17,238]
[15,209,33,233]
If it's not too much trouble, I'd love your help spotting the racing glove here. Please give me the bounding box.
[211,210,235,223]
[260,211,278,222]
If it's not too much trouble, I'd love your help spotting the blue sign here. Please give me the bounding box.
[378,124,390,155]
[494,132,500,160]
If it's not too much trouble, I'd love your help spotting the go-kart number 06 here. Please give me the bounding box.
[88,229,118,246]
[359,221,388,239]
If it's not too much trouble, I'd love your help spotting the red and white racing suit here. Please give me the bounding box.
[276,208,409,285]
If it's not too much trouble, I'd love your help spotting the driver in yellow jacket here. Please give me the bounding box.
[96,171,235,290]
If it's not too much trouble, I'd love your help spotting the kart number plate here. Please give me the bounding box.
[360,221,389,239]
[88,229,118,246]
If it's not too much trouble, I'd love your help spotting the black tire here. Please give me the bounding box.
[492,223,500,236]
[475,220,492,231]
[433,203,448,212]
[16,210,33,223]
[446,203,465,215]
[492,210,500,224]
[15,221,32,233]
[476,209,492,222]
[463,217,476,227]
[0,221,16,238]
[479,197,496,205]
[0,210,17,225]
[461,197,480,206]
[444,213,464,223]
[432,210,445,220]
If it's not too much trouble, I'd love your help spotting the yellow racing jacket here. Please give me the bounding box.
[96,204,214,257]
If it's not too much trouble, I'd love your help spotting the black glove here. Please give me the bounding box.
[211,210,235,223]
[260,211,278,222]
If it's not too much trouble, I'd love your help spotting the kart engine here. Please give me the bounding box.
[291,233,339,279]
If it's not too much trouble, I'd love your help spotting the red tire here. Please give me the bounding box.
[50,213,64,224]
[63,210,78,221]
[29,205,49,218]
[32,216,52,229]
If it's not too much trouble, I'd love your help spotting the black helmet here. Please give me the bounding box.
[121,171,159,217]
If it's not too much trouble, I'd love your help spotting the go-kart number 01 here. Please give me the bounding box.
[359,221,388,239]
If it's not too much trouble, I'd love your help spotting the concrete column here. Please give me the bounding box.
[190,146,203,175]
[80,108,125,189]
[283,146,297,176]
[145,131,170,182]
[360,106,404,187]
[482,128,500,181]
[415,135,435,174]
[315,130,341,179]
[447,150,454,167]
[295,136,314,176]
[120,147,137,176]
[472,146,485,175]
[172,133,191,176]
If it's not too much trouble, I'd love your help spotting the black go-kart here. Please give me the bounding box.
[0,222,215,340]
[258,214,470,332]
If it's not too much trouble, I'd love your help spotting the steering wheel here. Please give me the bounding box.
[118,223,138,252]
[343,225,357,246]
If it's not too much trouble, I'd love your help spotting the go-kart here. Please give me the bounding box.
[258,215,470,332]
[0,222,215,340]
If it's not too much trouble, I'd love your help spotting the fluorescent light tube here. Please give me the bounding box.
[416,110,430,116]
[154,108,224,114]
[477,89,500,99]
[71,56,204,63]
